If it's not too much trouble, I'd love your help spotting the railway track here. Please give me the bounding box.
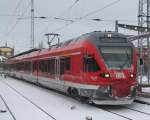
[0,79,133,120]
[95,106,133,120]
[93,100,150,120]
[0,95,16,120]
[124,105,150,116]
[0,80,57,120]
[2,78,150,120]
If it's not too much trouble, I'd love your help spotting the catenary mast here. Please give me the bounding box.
[30,0,35,49]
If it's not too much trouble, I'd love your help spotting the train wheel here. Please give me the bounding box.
[68,87,72,96]
[68,88,89,103]
[68,88,79,98]
[71,88,79,98]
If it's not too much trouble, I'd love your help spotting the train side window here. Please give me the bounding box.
[51,59,55,75]
[16,63,19,71]
[44,61,48,72]
[47,60,50,73]
[60,58,65,75]
[39,60,48,73]
[23,62,31,72]
[65,57,71,71]
[47,59,55,76]
[60,57,71,75]
[17,63,22,71]
[39,61,42,72]
[84,56,100,72]
[32,62,37,71]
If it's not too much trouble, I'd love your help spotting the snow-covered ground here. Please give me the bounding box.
[142,87,150,93]
[1,76,150,120]
[0,76,128,120]
[0,96,14,120]
[138,75,150,92]
[138,76,149,84]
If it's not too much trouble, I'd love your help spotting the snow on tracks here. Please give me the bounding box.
[1,76,150,120]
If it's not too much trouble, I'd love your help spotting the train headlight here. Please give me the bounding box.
[130,73,134,78]
[100,73,110,78]
[104,73,110,78]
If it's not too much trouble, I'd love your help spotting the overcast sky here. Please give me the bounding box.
[0,0,138,53]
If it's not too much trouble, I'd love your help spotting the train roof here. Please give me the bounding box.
[10,48,40,59]
[7,31,131,62]
[82,31,126,38]
[47,31,128,49]
[84,31,132,47]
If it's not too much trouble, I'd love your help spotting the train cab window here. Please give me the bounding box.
[84,55,100,72]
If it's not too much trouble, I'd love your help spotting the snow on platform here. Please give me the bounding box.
[2,76,150,120]
[142,87,150,93]
[136,96,150,104]
[0,76,128,120]
[0,78,54,120]
[0,95,14,120]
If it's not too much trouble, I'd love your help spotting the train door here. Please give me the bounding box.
[32,61,39,83]
[55,57,60,80]
[55,57,65,91]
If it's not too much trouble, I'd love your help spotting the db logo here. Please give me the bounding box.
[116,72,125,79]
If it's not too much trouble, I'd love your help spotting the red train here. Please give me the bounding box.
[5,31,138,105]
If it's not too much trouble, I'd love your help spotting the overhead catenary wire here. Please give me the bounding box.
[40,0,80,36]
[2,0,23,27]
[59,0,80,16]
[0,14,22,17]
[58,17,137,23]
[17,0,80,21]
[12,0,23,15]
[50,0,121,33]
[79,0,121,19]
[48,17,137,33]
[0,0,23,33]
[3,1,31,38]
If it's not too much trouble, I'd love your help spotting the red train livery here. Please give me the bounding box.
[5,31,138,105]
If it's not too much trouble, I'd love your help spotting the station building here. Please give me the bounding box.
[0,47,14,58]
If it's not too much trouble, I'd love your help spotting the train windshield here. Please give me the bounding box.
[100,47,132,69]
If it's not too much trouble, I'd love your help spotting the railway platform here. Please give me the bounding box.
[1,76,150,120]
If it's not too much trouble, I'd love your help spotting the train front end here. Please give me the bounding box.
[83,32,138,105]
